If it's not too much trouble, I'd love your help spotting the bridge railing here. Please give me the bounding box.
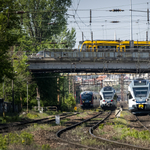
[28,51,150,61]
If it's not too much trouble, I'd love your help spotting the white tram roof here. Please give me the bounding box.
[129,78,149,88]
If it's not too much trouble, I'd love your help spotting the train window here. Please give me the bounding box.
[90,47,92,52]
[111,46,115,48]
[129,93,133,99]
[82,44,86,51]
[100,95,102,100]
[133,87,148,97]
[108,46,111,48]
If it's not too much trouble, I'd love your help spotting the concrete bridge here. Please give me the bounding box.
[27,50,150,73]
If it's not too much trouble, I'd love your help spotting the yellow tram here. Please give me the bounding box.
[79,40,150,52]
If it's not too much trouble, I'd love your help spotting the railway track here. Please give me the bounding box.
[57,108,150,150]
[90,111,150,150]
[56,111,111,150]
[135,113,150,131]
[0,112,79,133]
[89,109,150,150]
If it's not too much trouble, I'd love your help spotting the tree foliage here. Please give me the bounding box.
[0,0,77,110]
[17,0,71,42]
[0,0,22,82]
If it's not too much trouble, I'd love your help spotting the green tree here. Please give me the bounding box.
[0,0,22,83]
[17,0,71,43]
[54,27,76,49]
[0,51,31,105]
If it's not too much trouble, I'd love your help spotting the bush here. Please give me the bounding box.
[61,94,76,111]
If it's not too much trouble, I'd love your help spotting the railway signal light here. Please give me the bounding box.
[109,9,124,12]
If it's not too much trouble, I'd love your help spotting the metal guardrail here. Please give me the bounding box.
[28,51,150,61]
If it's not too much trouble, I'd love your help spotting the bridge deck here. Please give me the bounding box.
[28,51,150,73]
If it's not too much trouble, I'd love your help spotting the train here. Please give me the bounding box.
[79,40,150,52]
[128,78,150,114]
[80,91,100,108]
[99,86,117,110]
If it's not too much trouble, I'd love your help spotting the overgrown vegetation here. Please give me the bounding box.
[96,110,150,148]
[0,0,76,113]
[0,131,33,150]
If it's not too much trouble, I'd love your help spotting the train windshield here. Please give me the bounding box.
[133,87,148,97]
[81,44,86,51]
[103,92,113,99]
[81,94,92,100]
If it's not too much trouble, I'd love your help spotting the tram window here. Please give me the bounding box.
[98,46,102,49]
[94,47,96,52]
[129,93,133,99]
[100,95,102,100]
[82,44,86,51]
[108,46,111,48]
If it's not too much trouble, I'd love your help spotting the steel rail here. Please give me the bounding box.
[0,112,79,131]
[135,115,150,131]
[56,111,107,150]
[89,110,150,150]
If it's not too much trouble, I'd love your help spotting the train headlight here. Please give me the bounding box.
[132,99,136,102]
[103,100,105,102]
[89,101,91,102]
[146,99,149,102]
[111,100,113,102]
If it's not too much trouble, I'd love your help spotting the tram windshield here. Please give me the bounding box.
[133,87,148,97]
[81,44,86,51]
[81,94,92,100]
[103,92,113,99]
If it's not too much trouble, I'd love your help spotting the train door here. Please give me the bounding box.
[116,45,126,52]
[120,45,126,52]
[88,45,92,52]
[116,45,120,52]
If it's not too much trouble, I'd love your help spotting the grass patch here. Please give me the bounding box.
[81,138,97,146]
[0,131,33,150]
[23,123,55,132]
[0,115,21,124]
[41,144,51,150]
[60,118,70,125]
[121,128,150,141]
[99,124,104,129]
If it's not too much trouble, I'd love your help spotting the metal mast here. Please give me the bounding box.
[130,0,133,41]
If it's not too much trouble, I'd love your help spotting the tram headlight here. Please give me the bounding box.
[146,99,149,102]
[132,99,136,102]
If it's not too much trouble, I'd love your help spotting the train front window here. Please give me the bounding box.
[103,92,113,99]
[133,87,148,97]
[81,94,92,100]
[81,44,86,51]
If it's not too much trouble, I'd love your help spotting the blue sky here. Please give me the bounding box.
[67,0,150,48]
